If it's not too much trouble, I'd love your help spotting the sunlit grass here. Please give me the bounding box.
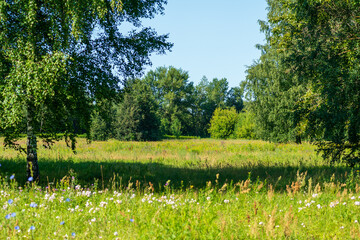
[1,138,360,238]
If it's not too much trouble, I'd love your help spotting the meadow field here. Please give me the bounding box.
[1,138,360,239]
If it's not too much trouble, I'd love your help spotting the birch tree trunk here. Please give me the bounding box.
[26,102,39,181]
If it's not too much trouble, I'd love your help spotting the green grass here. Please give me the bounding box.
[1,138,360,239]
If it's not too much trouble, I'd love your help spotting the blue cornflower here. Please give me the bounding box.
[28,177,34,182]
[5,214,11,219]
[15,226,20,230]
[65,198,71,202]
[29,226,35,230]
[8,199,13,204]
[10,175,15,180]
[10,212,16,217]
[60,221,65,225]
[72,232,76,236]
[30,202,38,208]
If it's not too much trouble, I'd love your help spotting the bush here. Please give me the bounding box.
[208,107,238,139]
[232,111,256,139]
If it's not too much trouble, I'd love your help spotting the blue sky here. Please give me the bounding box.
[141,0,269,88]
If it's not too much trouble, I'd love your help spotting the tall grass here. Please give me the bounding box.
[1,138,360,239]
[0,138,353,190]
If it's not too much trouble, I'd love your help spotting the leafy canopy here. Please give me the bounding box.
[0,0,172,146]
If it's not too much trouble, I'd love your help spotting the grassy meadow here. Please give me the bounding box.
[1,138,360,239]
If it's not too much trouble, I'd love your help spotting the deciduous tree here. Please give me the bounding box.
[0,0,172,180]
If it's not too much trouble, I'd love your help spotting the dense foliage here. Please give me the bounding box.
[91,79,161,141]
[233,111,256,140]
[0,0,172,178]
[208,107,238,139]
[91,66,245,140]
[244,0,360,165]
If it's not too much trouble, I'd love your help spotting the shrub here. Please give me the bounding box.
[208,107,238,139]
[232,111,256,139]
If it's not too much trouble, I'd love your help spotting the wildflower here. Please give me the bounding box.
[15,226,20,230]
[130,219,134,222]
[340,226,344,229]
[8,199,13,204]
[29,226,35,230]
[114,232,118,236]
[60,221,65,225]
[317,204,321,209]
[351,196,356,200]
[10,175,15,180]
[355,220,358,223]
[30,202,38,208]
[259,222,263,225]
[355,201,360,206]
[11,212,16,217]
[65,198,71,202]
[224,199,229,203]
[206,197,211,201]
[5,214,11,219]
[28,177,33,182]
[72,232,76,237]
[312,193,318,198]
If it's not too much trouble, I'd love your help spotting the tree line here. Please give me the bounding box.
[90,66,247,141]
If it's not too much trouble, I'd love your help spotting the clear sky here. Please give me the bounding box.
[141,0,269,88]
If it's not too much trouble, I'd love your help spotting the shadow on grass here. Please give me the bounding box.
[0,158,358,192]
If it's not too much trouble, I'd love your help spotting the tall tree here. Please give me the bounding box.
[244,0,305,143]
[144,66,194,136]
[245,0,360,164]
[226,86,244,112]
[113,79,161,141]
[287,0,360,165]
[0,0,172,180]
